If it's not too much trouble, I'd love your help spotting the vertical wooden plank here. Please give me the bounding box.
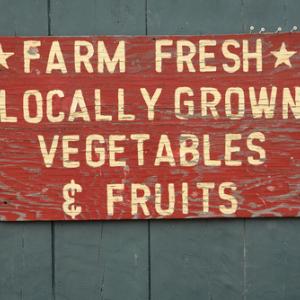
[0,223,52,300]
[50,1,148,299]
[150,220,244,300]
[147,2,245,299]
[242,0,287,32]
[147,0,243,34]
[0,0,49,36]
[54,222,148,299]
[243,2,300,299]
[50,0,145,35]
[0,1,52,299]
[245,220,300,300]
[285,0,300,29]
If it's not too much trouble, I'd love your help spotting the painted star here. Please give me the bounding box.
[0,44,14,69]
[271,42,296,68]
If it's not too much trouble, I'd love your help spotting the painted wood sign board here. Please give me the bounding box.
[0,33,300,221]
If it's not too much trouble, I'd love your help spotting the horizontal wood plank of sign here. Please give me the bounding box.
[0,33,300,221]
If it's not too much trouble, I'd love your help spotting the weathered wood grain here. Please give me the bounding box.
[1,1,300,300]
[243,3,300,300]
[50,1,149,300]
[1,33,300,220]
[147,3,245,300]
[0,1,52,299]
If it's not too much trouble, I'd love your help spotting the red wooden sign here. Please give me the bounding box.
[1,33,300,221]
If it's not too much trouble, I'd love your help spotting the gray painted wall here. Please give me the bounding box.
[0,0,300,299]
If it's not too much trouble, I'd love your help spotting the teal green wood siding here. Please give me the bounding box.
[1,1,300,299]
